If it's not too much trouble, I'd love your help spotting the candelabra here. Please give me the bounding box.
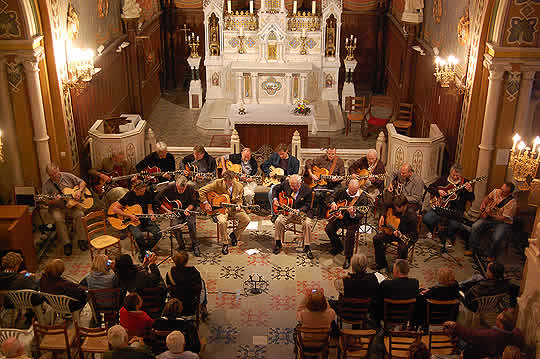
[62,47,100,94]
[345,35,357,61]
[224,11,258,31]
[187,33,200,58]
[434,56,458,88]
[510,134,540,190]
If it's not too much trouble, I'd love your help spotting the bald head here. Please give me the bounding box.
[289,174,302,192]
[400,163,412,179]
[366,149,378,165]
[2,338,24,358]
[348,179,361,195]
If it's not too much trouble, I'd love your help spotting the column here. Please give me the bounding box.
[236,73,243,103]
[300,74,307,100]
[0,57,24,185]
[21,56,51,181]
[514,70,536,134]
[251,73,258,104]
[468,63,505,218]
[285,74,292,104]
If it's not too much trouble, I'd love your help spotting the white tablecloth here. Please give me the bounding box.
[227,104,318,134]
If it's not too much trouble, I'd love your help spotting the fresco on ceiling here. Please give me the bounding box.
[0,0,24,39]
[503,0,540,47]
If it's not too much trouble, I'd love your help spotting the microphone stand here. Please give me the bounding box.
[156,222,188,266]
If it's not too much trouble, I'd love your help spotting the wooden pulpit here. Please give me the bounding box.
[0,206,36,271]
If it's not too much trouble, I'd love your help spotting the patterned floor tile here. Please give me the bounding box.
[208,325,240,344]
[237,344,266,359]
[271,265,296,281]
[268,327,295,345]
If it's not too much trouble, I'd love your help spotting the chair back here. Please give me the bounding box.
[0,289,45,323]
[398,103,413,122]
[88,288,123,325]
[296,326,331,358]
[386,331,420,358]
[427,330,456,355]
[426,299,459,328]
[166,285,201,328]
[75,322,109,354]
[383,298,416,329]
[337,296,371,328]
[151,328,172,354]
[41,292,79,323]
[33,320,73,350]
[472,293,509,327]
[346,96,366,113]
[82,210,108,240]
[0,328,33,346]
[339,329,376,359]
[140,287,166,319]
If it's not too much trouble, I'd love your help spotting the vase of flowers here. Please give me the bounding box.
[293,100,311,116]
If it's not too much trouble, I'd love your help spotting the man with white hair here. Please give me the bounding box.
[1,337,31,359]
[349,149,386,201]
[383,162,424,211]
[41,162,88,256]
[105,325,154,359]
[156,331,199,359]
[136,141,176,183]
[272,174,314,259]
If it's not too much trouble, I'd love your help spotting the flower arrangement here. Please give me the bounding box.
[293,100,311,116]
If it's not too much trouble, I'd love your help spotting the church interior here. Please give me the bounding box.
[1,0,540,358]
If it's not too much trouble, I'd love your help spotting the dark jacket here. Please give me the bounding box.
[272,180,313,217]
[331,188,370,222]
[39,274,87,311]
[227,153,258,176]
[261,152,300,176]
[452,323,523,359]
[165,266,202,316]
[427,175,475,212]
[153,318,201,353]
[380,277,419,300]
[424,282,460,301]
[0,271,42,305]
[117,264,164,294]
[415,281,460,325]
[343,272,379,301]
[182,152,216,174]
[104,347,155,359]
[155,183,199,210]
[136,152,176,182]
[463,278,512,311]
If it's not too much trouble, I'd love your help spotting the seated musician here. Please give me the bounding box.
[110,179,162,262]
[136,141,175,183]
[182,145,217,178]
[199,171,250,255]
[155,176,201,257]
[383,162,425,212]
[348,149,386,201]
[305,146,345,218]
[325,179,369,269]
[423,163,474,246]
[467,182,516,261]
[88,152,133,207]
[261,143,300,222]
[372,195,418,271]
[272,174,314,259]
[42,163,88,256]
[219,147,259,204]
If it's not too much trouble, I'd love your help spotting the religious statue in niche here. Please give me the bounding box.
[66,0,79,40]
[209,14,220,56]
[211,72,220,86]
[457,9,469,46]
[325,74,333,88]
[433,0,442,24]
[325,15,336,57]
[268,44,277,60]
[404,0,424,12]
[98,0,109,18]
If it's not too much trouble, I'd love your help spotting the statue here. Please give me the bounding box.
[122,0,142,18]
[402,0,424,23]
[209,14,220,56]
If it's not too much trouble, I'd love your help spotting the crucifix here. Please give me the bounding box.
[179,24,192,43]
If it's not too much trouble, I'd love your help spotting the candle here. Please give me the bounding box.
[228,0,231,13]
[250,0,253,13]
[518,141,526,156]
[345,37,349,44]
[281,0,285,10]
[350,34,353,41]
[312,0,316,14]
[188,35,191,42]
[293,1,297,14]
[302,28,306,37]
[533,136,540,153]
[512,134,521,151]
[354,37,357,44]
[197,35,199,42]
[239,27,244,36]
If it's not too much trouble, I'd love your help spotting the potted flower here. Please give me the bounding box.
[293,100,311,116]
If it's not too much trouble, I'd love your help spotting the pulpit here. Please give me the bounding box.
[0,206,36,271]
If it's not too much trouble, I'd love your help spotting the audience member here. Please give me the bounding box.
[378,259,419,322]
[1,337,31,359]
[114,254,163,294]
[153,299,201,353]
[165,251,206,317]
[80,254,119,290]
[502,345,522,359]
[407,341,430,359]
[444,309,523,359]
[119,293,154,339]
[461,261,511,311]
[105,325,154,359]
[39,258,86,311]
[415,267,460,326]
[297,289,336,329]
[0,252,40,306]
[156,331,199,359]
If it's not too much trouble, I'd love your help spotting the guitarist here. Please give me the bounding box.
[155,176,201,257]
[372,195,418,271]
[261,143,300,222]
[348,149,386,201]
[383,163,425,212]
[42,163,89,256]
[136,141,176,183]
[88,152,132,202]
[199,171,250,255]
[304,146,345,218]
[467,182,517,261]
[110,179,162,262]
[182,145,217,180]
[272,175,314,259]
[423,164,474,246]
[219,147,259,204]
[325,179,369,269]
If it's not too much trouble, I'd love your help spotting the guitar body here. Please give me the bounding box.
[263,166,285,187]
[161,198,183,212]
[307,166,330,188]
[325,200,348,220]
[218,160,243,175]
[273,192,293,215]
[91,170,119,195]
[107,204,143,230]
[355,169,370,186]
[62,185,94,209]
[383,208,401,236]
[206,192,231,215]
[480,199,496,219]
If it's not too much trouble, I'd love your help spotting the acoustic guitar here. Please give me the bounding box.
[159,197,204,216]
[272,192,306,219]
[203,192,260,215]
[325,200,370,221]
[381,208,411,246]
[107,204,179,230]
[429,175,487,208]
[218,160,262,183]
[262,166,287,187]
[35,184,94,210]
[182,163,216,180]
[90,170,120,195]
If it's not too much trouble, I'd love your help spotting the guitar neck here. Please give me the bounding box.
[221,203,258,209]
[111,174,138,183]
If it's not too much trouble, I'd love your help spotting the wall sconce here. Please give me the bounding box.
[63,48,101,93]
[510,133,540,190]
[345,35,357,61]
[434,55,458,87]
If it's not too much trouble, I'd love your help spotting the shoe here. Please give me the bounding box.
[222,244,229,255]
[193,246,201,257]
[343,257,351,269]
[273,241,282,255]
[230,232,238,246]
[271,214,278,223]
[464,250,473,256]
[304,246,314,260]
[78,240,88,251]
[64,244,72,256]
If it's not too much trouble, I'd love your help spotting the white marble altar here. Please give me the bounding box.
[187,57,203,109]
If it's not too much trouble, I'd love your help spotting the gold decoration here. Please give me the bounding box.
[433,0,442,24]
[209,14,220,56]
[457,9,470,46]
[434,56,457,87]
[344,35,356,61]
[325,16,336,57]
[510,134,540,191]
[98,0,109,18]
[268,43,277,59]
[66,0,79,40]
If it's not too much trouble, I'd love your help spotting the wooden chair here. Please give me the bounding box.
[0,289,45,325]
[295,325,331,359]
[151,328,172,354]
[0,327,33,346]
[345,96,368,136]
[337,296,371,329]
[425,299,459,332]
[384,331,420,358]
[383,298,416,330]
[338,329,376,359]
[87,288,123,326]
[166,285,202,329]
[81,210,122,260]
[471,293,509,328]
[422,330,456,356]
[75,322,109,359]
[393,103,413,136]
[33,320,80,359]
[139,287,166,319]
[40,292,81,324]
[362,95,394,139]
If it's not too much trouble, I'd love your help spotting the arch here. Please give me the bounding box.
[18,0,41,38]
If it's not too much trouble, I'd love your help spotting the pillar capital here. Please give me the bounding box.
[522,70,536,80]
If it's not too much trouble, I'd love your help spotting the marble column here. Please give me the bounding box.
[300,74,307,100]
[515,70,536,135]
[286,74,292,104]
[0,57,24,185]
[468,63,505,217]
[251,73,258,103]
[236,73,243,103]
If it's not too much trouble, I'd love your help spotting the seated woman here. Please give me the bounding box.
[152,298,201,353]
[119,292,154,339]
[297,289,336,328]
[39,258,87,311]
[165,251,206,318]
[80,254,119,290]
[114,253,163,294]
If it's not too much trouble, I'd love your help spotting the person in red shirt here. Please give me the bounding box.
[119,293,154,339]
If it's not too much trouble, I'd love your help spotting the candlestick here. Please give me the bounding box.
[239,27,244,36]
[302,28,306,37]
[196,35,199,42]
[250,0,253,13]
[293,0,297,14]
[312,1,316,14]
[228,0,231,13]
[346,37,349,44]
[281,0,285,10]
[354,37,357,44]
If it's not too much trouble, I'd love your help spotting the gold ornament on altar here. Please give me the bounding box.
[187,32,201,58]
[344,35,356,61]
[434,55,457,87]
[209,14,220,56]
[325,16,336,57]
[98,0,109,18]
[457,10,469,46]
[509,134,540,190]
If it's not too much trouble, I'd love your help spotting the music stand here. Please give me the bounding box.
[156,222,188,266]
[424,214,462,266]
